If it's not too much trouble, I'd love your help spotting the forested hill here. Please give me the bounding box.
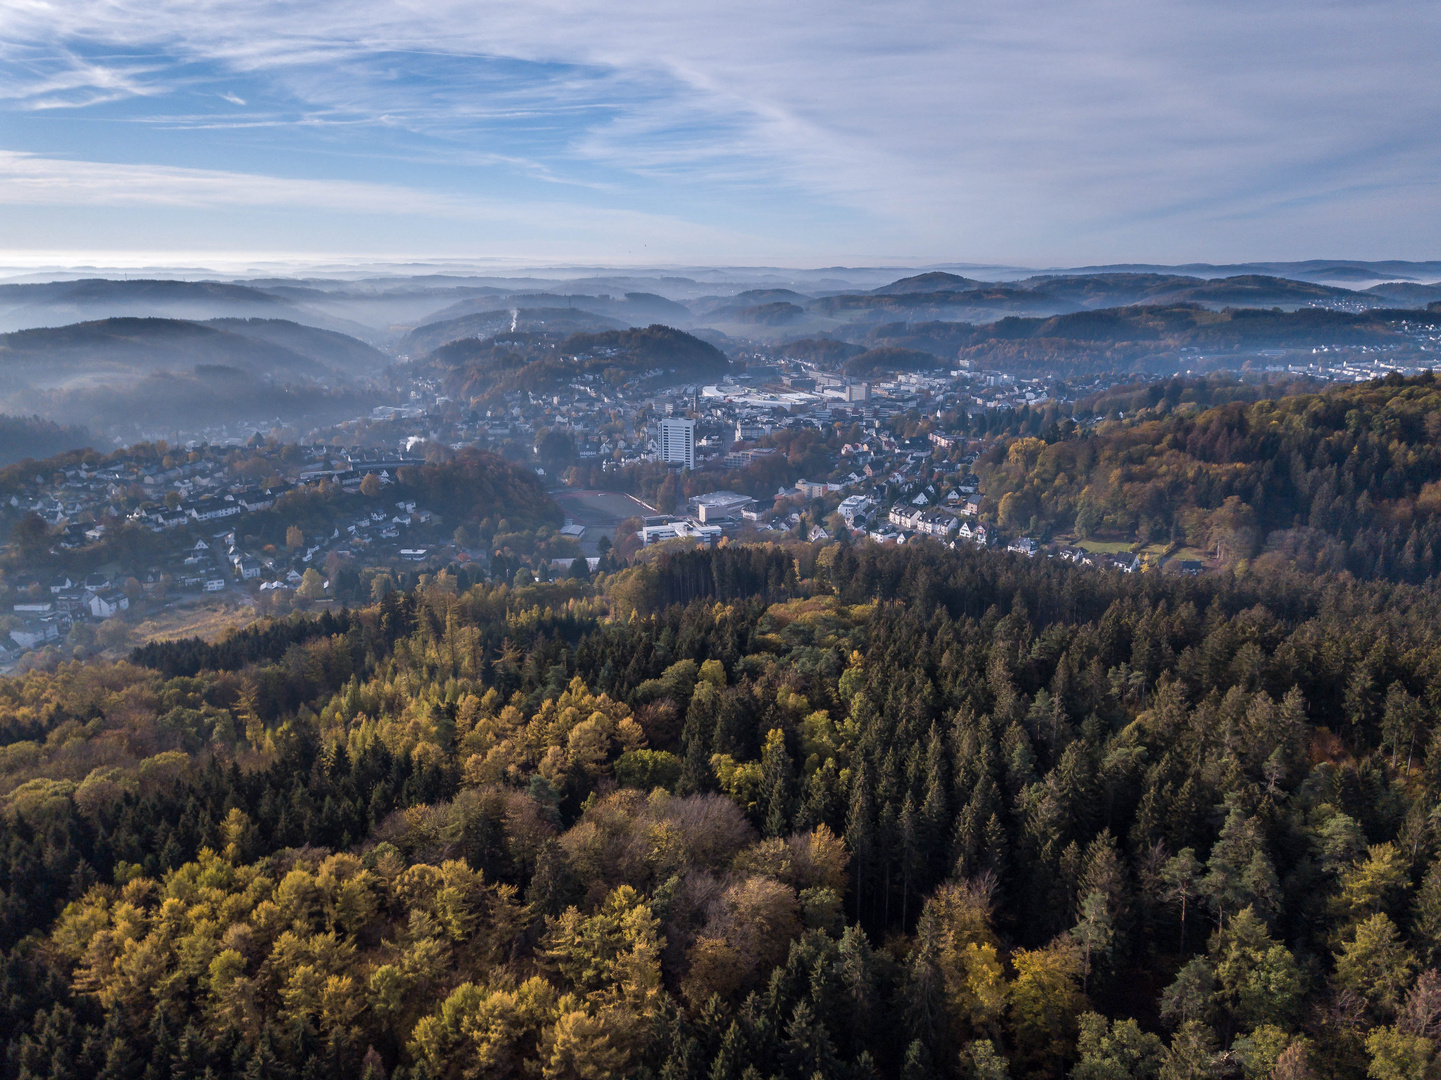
[0,414,90,465]
[967,372,1441,582]
[950,305,1423,375]
[5,539,1441,1079]
[778,304,1437,378]
[415,323,729,402]
[0,317,381,381]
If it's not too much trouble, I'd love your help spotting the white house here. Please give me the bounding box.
[889,504,959,538]
[88,589,130,619]
[10,620,60,650]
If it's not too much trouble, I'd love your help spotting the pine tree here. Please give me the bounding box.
[1201,810,1278,926]
[847,760,875,925]
[1412,859,1441,967]
[1159,1021,1222,1080]
[760,729,796,839]
[1072,891,1115,995]
[1161,849,1204,952]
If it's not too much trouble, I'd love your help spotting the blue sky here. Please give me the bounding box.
[0,0,1438,267]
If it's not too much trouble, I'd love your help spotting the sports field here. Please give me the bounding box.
[553,490,657,552]
[554,489,655,525]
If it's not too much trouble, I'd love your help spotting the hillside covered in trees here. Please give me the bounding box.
[963,372,1441,582]
[411,325,730,404]
[3,535,1441,1079]
[0,415,92,466]
[777,304,1438,378]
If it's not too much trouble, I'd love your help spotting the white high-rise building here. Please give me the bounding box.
[659,417,696,470]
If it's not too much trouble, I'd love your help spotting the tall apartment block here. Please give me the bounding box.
[659,417,696,471]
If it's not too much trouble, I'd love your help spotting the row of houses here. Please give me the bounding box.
[888,503,963,538]
[8,576,136,653]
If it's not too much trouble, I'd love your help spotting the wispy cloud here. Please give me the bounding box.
[0,151,462,211]
[0,150,785,261]
[0,0,1437,260]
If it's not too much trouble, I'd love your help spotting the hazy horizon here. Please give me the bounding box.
[2,256,1440,290]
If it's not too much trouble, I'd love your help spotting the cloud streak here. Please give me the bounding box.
[0,151,466,211]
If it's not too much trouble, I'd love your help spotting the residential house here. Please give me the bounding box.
[888,504,959,538]
[88,589,130,619]
[186,497,241,522]
[837,494,874,529]
[10,619,60,650]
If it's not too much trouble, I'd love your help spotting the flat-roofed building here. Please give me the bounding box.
[688,490,754,523]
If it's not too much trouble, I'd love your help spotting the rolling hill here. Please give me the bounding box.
[0,317,386,384]
[202,318,390,374]
[773,302,1439,377]
[1364,281,1441,306]
[0,279,299,333]
[412,291,693,334]
[775,338,866,365]
[0,317,388,437]
[399,307,625,357]
[808,285,1071,320]
[0,278,383,340]
[416,324,729,402]
[870,271,985,294]
[842,345,947,377]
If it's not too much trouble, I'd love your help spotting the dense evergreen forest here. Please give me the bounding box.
[3,529,1441,1080]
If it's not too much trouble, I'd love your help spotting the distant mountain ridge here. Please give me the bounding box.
[411,291,692,335]
[3,265,1437,360]
[400,308,625,356]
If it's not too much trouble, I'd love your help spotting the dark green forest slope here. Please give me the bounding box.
[965,372,1441,582]
[3,536,1441,1079]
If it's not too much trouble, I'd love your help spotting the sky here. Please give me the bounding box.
[0,0,1438,268]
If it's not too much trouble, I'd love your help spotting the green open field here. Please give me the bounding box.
[1168,546,1211,563]
[1076,539,1135,554]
